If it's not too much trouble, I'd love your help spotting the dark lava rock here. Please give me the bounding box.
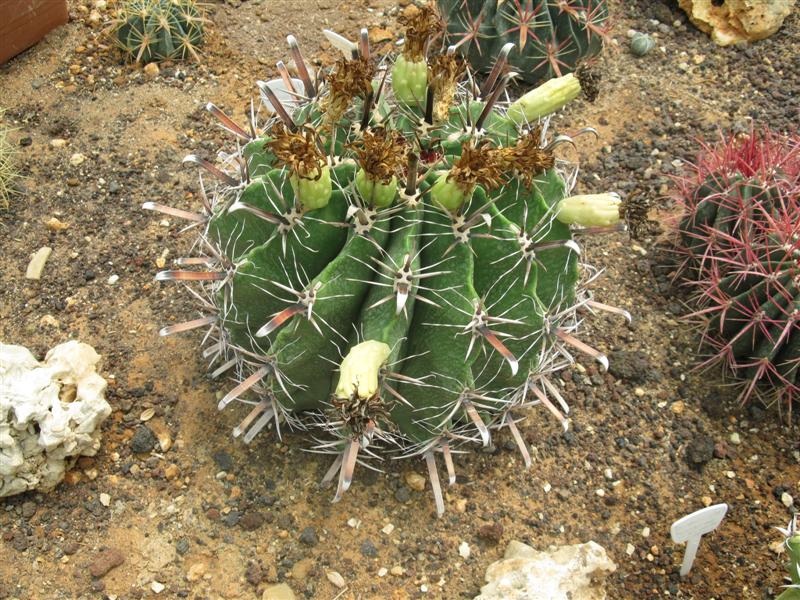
[360,539,378,558]
[175,538,190,555]
[240,512,265,531]
[299,526,318,547]
[700,392,726,419]
[212,449,234,472]
[686,434,715,470]
[608,351,652,384]
[222,510,241,527]
[130,425,157,453]
[478,523,504,544]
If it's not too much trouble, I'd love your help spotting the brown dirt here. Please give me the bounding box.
[1,1,799,599]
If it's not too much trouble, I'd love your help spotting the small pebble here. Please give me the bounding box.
[99,493,110,507]
[69,153,85,167]
[326,570,345,588]
[381,523,395,535]
[405,472,426,491]
[151,581,165,594]
[729,432,741,445]
[458,541,470,559]
[642,527,650,538]
[782,492,794,508]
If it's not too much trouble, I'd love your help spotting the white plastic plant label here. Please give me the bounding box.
[670,503,728,576]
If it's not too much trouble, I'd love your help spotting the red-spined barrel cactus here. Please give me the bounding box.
[147,13,633,514]
[437,0,609,84]
[676,129,800,408]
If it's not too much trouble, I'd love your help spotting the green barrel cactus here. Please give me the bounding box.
[147,16,634,513]
[111,0,206,64]
[776,517,800,599]
[437,0,609,85]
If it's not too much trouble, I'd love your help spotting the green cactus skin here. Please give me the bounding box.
[112,0,205,64]
[438,0,608,85]
[151,28,628,513]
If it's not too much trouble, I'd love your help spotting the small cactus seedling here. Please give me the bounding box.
[147,17,635,513]
[676,129,800,408]
[437,0,609,85]
[111,0,206,64]
[0,111,19,209]
[776,517,800,599]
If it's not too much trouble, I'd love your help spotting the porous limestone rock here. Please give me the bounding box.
[679,0,796,46]
[475,540,617,600]
[0,341,111,496]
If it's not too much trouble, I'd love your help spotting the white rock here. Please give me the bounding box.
[326,570,345,588]
[0,341,111,497]
[25,247,52,280]
[100,492,111,506]
[459,541,471,559]
[475,540,617,600]
[107,274,119,285]
[151,581,165,594]
[69,153,86,167]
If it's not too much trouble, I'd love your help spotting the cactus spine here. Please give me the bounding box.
[111,0,206,64]
[438,0,609,85]
[148,18,633,513]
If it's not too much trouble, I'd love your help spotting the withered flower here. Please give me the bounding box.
[496,126,556,187]
[266,123,325,181]
[398,5,444,61]
[428,53,465,121]
[324,57,375,124]
[349,127,407,184]
[620,192,660,240]
[449,140,506,194]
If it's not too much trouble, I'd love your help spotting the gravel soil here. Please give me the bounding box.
[1,1,799,598]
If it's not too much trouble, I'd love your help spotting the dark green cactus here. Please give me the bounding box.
[111,0,206,64]
[148,14,632,513]
[437,0,609,85]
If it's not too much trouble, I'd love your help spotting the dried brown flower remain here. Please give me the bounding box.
[349,127,407,184]
[429,53,465,121]
[398,4,444,61]
[324,57,375,124]
[496,126,556,187]
[331,389,391,438]
[266,123,325,180]
[449,141,506,194]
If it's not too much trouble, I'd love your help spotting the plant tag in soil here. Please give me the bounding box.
[670,503,728,576]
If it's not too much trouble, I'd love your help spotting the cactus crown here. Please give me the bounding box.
[437,0,610,85]
[111,0,206,64]
[676,128,800,408]
[148,15,631,513]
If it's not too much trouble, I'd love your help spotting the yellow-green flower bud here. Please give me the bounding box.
[355,169,398,208]
[391,54,428,106]
[430,172,468,212]
[556,193,621,227]
[335,340,391,400]
[507,74,581,125]
[290,165,332,210]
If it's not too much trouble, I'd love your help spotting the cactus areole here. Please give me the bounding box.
[437,0,609,85]
[147,16,632,514]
